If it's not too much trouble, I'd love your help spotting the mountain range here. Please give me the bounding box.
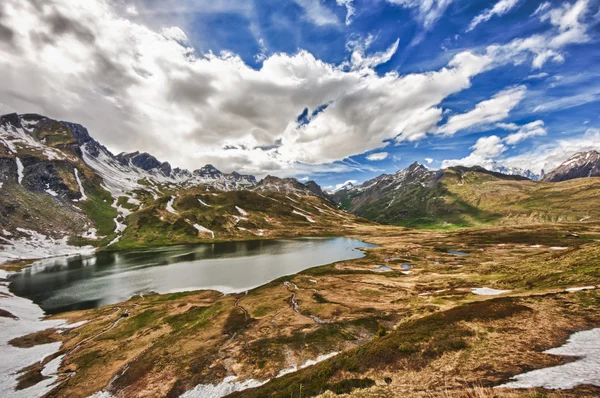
[1,112,599,260]
[0,113,366,261]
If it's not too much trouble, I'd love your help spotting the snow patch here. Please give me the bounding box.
[235,206,248,216]
[166,196,178,214]
[198,198,211,207]
[277,352,339,378]
[180,376,266,398]
[0,269,84,397]
[498,328,600,389]
[193,224,214,239]
[0,229,95,264]
[15,157,24,185]
[471,287,512,296]
[566,286,596,292]
[73,168,88,201]
[292,210,315,223]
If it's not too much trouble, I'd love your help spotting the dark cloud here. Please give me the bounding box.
[47,10,96,43]
[93,53,138,92]
[166,74,216,106]
[0,23,14,44]
[254,138,282,151]
[0,5,14,47]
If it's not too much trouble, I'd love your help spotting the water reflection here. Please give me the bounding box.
[9,238,374,315]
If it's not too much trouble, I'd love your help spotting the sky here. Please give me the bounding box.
[0,0,599,189]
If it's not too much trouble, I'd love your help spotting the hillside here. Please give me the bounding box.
[0,113,367,262]
[333,162,600,228]
[543,150,600,182]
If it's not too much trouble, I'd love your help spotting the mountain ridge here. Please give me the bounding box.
[0,113,364,262]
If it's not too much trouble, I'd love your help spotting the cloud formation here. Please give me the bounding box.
[387,0,454,29]
[437,86,527,136]
[0,0,496,177]
[467,0,520,32]
[366,152,389,161]
[0,0,595,180]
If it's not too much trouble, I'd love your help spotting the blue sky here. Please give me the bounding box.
[0,0,599,189]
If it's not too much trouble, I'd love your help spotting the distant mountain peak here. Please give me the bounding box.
[543,150,600,182]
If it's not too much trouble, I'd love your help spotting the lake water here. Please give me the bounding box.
[8,237,374,314]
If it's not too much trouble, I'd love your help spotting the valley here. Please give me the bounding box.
[3,223,600,397]
[1,113,600,397]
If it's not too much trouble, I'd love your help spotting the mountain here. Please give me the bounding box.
[332,162,600,228]
[0,113,363,262]
[486,160,540,180]
[543,151,600,182]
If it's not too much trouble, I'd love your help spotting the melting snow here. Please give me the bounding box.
[193,224,214,239]
[566,286,596,292]
[198,198,211,207]
[166,196,178,214]
[15,157,24,185]
[471,287,512,296]
[235,206,248,216]
[550,247,568,251]
[73,168,88,201]
[181,351,339,397]
[276,352,339,378]
[499,328,600,390]
[0,269,87,397]
[292,210,315,223]
[180,376,266,398]
[0,229,95,264]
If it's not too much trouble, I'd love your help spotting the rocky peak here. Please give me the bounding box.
[116,151,166,173]
[543,151,600,182]
[254,175,317,196]
[194,164,222,176]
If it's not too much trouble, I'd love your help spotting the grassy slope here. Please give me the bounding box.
[356,170,600,229]
[111,188,369,250]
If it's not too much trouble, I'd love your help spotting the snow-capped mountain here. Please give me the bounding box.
[253,175,327,197]
[487,161,540,181]
[543,151,600,182]
[328,181,355,194]
[0,113,343,262]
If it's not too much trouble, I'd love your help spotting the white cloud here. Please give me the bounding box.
[486,0,593,69]
[525,72,549,80]
[336,0,356,25]
[541,0,591,48]
[532,84,600,113]
[345,35,400,70]
[532,2,551,17]
[437,86,527,136]
[0,0,498,177]
[442,120,548,168]
[502,128,600,173]
[125,6,139,16]
[160,26,189,43]
[387,0,454,29]
[366,152,389,161]
[425,158,433,164]
[298,176,309,182]
[0,0,594,179]
[502,120,547,144]
[292,0,340,26]
[442,135,506,168]
[467,0,520,32]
